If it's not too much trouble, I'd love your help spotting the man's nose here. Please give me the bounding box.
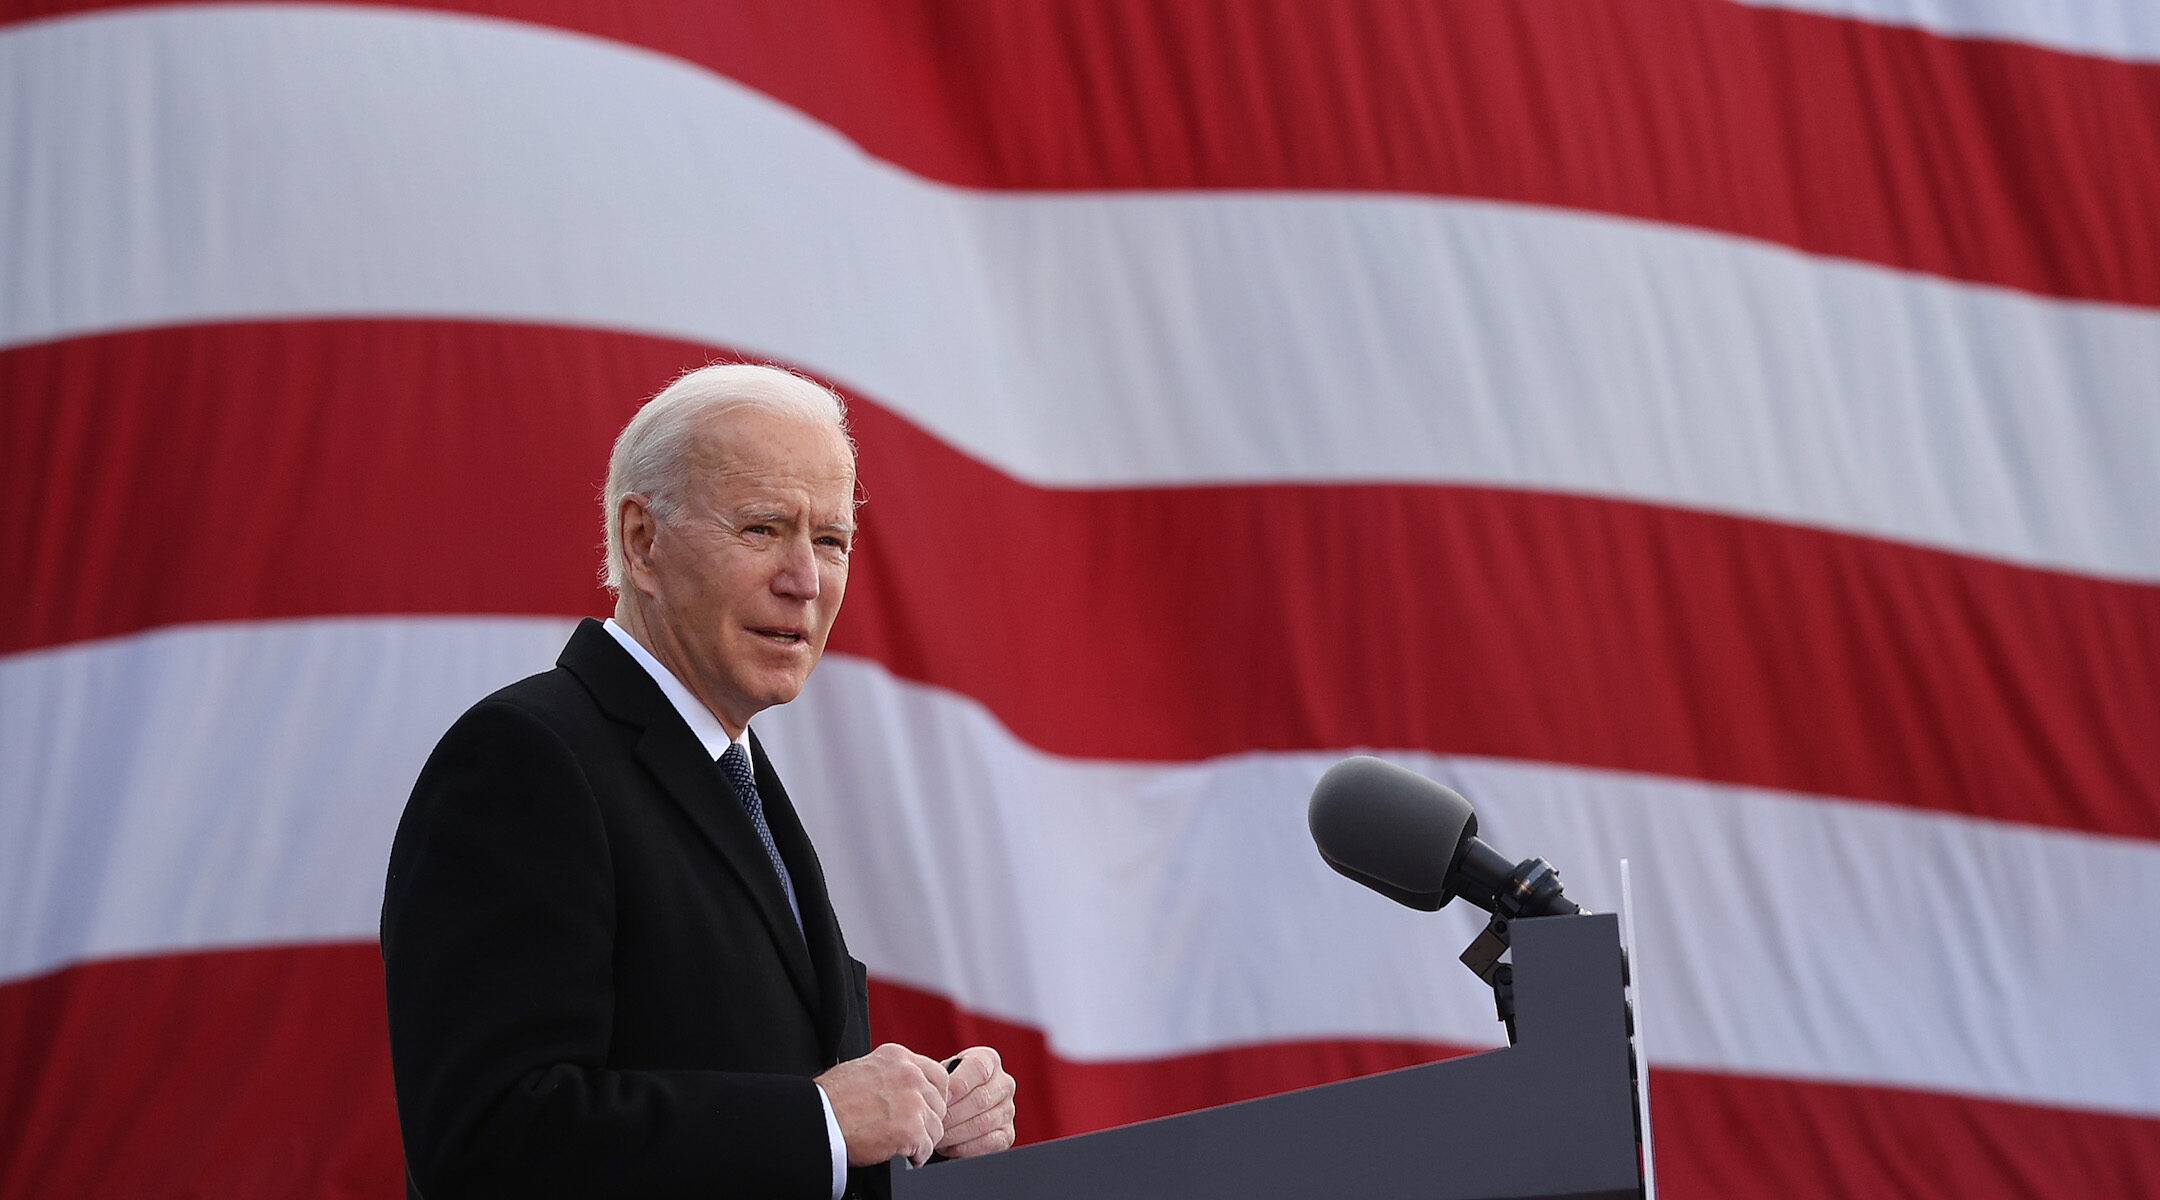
[772,536,820,599]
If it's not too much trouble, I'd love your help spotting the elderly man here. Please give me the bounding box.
[382,364,1016,1199]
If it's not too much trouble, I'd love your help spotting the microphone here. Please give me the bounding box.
[1307,756,1581,918]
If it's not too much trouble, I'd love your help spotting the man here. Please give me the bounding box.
[382,364,1017,1199]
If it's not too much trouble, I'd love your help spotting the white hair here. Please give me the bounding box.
[601,362,852,592]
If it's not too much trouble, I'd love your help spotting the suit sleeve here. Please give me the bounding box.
[381,699,831,1200]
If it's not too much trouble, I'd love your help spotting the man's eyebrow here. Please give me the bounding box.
[724,506,855,534]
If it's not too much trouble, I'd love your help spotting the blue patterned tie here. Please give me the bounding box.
[719,742,802,932]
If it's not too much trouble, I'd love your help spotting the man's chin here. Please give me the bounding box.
[748,667,817,712]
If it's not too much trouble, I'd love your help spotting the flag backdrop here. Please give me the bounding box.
[4,1,2158,1197]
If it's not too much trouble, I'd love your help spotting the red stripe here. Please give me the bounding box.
[5,0,2156,307]
[4,944,2155,1199]
[0,946,401,1200]
[5,319,2156,840]
[1,319,636,646]
[844,397,2160,841]
[1653,1070,2160,1200]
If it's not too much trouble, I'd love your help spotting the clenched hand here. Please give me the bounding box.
[934,1046,1017,1157]
[817,1044,950,1166]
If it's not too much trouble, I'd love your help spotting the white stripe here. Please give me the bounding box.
[5,8,2156,581]
[1732,0,2160,63]
[770,655,2160,1118]
[0,617,575,980]
[6,618,2156,1118]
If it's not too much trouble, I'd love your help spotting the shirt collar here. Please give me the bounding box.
[602,617,749,761]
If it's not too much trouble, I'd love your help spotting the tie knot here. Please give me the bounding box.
[718,742,755,792]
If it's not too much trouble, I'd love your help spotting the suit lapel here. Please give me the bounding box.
[750,730,856,1062]
[557,620,820,1015]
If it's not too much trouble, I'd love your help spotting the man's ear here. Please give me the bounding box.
[619,494,661,596]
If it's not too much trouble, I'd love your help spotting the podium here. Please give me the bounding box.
[895,913,1646,1200]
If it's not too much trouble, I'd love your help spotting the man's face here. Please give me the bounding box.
[625,405,856,735]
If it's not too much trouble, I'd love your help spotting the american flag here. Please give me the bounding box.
[4,2,2156,1196]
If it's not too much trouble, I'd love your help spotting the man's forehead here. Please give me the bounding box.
[689,410,855,481]
[696,464,856,513]
[702,457,856,489]
[686,416,864,520]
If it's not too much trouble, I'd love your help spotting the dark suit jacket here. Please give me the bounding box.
[382,618,882,1200]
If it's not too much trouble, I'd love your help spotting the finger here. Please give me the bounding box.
[939,1094,1016,1148]
[911,1052,951,1090]
[942,1076,995,1126]
[941,1120,1018,1158]
[937,1077,1013,1144]
[946,1066,1015,1126]
[914,1110,946,1167]
[911,1068,948,1119]
[946,1044,1002,1100]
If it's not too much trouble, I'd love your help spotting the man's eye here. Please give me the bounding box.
[743,524,774,537]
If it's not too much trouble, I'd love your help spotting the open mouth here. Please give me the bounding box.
[752,628,807,645]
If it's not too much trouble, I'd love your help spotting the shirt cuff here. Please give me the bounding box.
[817,1083,848,1200]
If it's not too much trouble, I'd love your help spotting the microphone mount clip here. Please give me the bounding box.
[1457,856,1584,1043]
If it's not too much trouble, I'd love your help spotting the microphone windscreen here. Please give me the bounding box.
[1307,756,1477,910]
